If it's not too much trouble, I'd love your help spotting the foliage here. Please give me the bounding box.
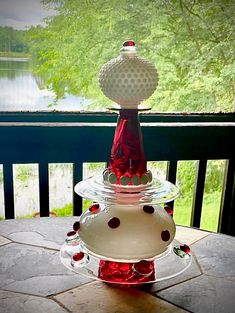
[200,190,221,231]
[177,160,225,197]
[174,190,221,231]
[174,160,225,231]
[177,161,196,196]
[0,168,3,184]
[27,0,235,112]
[15,165,35,182]
[51,199,92,216]
[52,202,73,216]
[0,26,29,53]
[204,160,225,193]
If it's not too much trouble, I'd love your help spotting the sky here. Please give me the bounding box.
[0,0,56,29]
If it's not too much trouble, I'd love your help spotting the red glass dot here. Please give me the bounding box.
[108,217,120,229]
[67,230,76,237]
[89,203,100,213]
[143,205,154,214]
[73,221,80,231]
[72,252,84,261]
[123,40,135,47]
[134,260,154,276]
[180,244,190,254]
[161,229,170,241]
[164,205,173,216]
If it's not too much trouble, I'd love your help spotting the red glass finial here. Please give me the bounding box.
[123,40,135,47]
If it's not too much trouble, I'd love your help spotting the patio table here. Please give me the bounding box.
[0,217,234,313]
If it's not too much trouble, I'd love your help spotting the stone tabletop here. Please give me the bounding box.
[0,217,234,313]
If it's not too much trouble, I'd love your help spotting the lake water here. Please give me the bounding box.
[0,57,90,111]
[0,57,93,218]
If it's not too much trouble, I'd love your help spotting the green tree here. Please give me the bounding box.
[0,27,29,53]
[28,0,235,112]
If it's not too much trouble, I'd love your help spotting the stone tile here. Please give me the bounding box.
[191,233,235,278]
[55,281,188,313]
[0,217,78,249]
[0,243,92,296]
[8,231,59,250]
[157,274,235,313]
[143,254,202,293]
[175,226,209,245]
[0,290,67,313]
[141,227,206,293]
[0,235,11,246]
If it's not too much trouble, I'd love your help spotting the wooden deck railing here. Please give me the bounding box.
[0,112,234,236]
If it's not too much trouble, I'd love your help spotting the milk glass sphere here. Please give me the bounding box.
[99,40,158,108]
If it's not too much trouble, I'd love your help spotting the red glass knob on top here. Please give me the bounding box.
[123,40,135,47]
[107,109,147,185]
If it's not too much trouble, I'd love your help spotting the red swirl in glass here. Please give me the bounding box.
[108,109,147,185]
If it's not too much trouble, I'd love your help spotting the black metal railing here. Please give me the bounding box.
[0,112,234,236]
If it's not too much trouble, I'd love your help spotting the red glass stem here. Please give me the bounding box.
[108,109,147,182]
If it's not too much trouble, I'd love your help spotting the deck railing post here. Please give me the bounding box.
[73,162,83,216]
[39,162,50,217]
[191,159,207,228]
[166,160,178,211]
[218,159,235,235]
[3,163,15,219]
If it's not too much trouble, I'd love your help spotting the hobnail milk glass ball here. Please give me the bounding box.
[99,43,158,108]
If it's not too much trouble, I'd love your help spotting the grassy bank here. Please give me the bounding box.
[0,51,31,58]
[173,191,221,232]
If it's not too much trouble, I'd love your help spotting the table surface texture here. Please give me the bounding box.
[0,217,234,313]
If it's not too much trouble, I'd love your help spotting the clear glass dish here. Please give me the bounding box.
[60,238,192,285]
[74,175,179,205]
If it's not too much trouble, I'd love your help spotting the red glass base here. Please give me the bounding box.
[98,260,155,285]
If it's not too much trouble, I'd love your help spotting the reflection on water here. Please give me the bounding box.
[0,57,89,111]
